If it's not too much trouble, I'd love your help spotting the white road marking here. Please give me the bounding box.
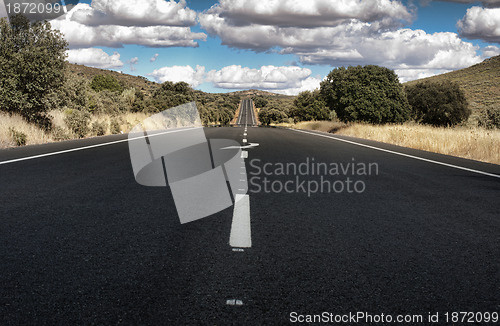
[241,151,248,158]
[0,127,200,166]
[226,299,244,306]
[243,139,247,143]
[232,248,245,252]
[292,129,500,179]
[244,133,247,136]
[230,194,251,248]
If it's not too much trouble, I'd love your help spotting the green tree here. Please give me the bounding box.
[253,96,268,108]
[90,74,124,93]
[405,81,470,127]
[320,65,411,124]
[258,107,288,125]
[0,14,68,128]
[290,90,330,122]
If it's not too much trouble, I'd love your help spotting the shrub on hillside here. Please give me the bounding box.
[405,81,470,127]
[90,75,124,93]
[478,106,500,129]
[0,15,67,127]
[64,109,90,138]
[320,65,411,124]
[290,90,330,122]
[9,128,26,146]
[110,118,121,134]
[91,121,107,136]
[253,96,268,108]
[258,107,288,125]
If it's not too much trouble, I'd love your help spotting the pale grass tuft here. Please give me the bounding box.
[0,112,54,147]
[293,120,345,133]
[337,123,500,165]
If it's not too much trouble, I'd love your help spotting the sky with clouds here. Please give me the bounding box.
[1,0,500,95]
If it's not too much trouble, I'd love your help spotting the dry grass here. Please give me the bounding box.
[337,123,500,165]
[293,120,346,133]
[0,112,54,147]
[0,110,153,149]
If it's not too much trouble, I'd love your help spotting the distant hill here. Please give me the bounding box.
[227,89,294,99]
[404,55,500,114]
[67,64,290,98]
[67,63,158,93]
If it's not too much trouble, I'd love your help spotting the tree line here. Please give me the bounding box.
[258,65,475,128]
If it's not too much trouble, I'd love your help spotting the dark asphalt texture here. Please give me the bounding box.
[237,99,256,126]
[0,124,499,325]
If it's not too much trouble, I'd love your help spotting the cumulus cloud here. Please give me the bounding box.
[199,0,484,79]
[208,0,413,28]
[149,65,206,87]
[436,0,500,8]
[51,3,206,48]
[150,53,159,62]
[66,48,124,69]
[458,6,500,43]
[394,68,452,82]
[482,45,500,57]
[148,64,320,94]
[71,0,197,27]
[127,57,139,71]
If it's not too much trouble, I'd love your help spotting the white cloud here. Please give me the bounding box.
[206,0,413,28]
[482,45,500,57]
[150,53,159,62]
[199,1,483,78]
[148,64,321,94]
[436,0,500,8]
[458,6,500,43]
[127,57,139,71]
[149,65,206,87]
[71,0,197,27]
[205,65,315,90]
[66,48,124,69]
[51,3,206,48]
[394,68,452,82]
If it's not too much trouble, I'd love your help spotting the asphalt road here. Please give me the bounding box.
[0,125,499,325]
[237,99,256,126]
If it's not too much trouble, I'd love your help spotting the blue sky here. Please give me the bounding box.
[3,0,499,94]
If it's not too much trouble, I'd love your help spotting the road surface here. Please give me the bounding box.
[236,98,256,126]
[0,125,499,325]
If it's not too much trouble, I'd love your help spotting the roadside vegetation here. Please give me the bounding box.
[0,14,498,165]
[0,15,242,148]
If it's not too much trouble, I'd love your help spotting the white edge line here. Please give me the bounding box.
[0,127,201,166]
[291,129,500,179]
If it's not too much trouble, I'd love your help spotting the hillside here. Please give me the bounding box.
[67,63,158,93]
[227,89,295,99]
[405,55,500,115]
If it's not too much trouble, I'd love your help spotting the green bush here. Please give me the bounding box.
[51,126,71,141]
[110,118,121,134]
[258,107,288,125]
[90,75,124,93]
[64,109,90,138]
[290,90,330,122]
[405,81,470,127]
[0,15,67,127]
[253,96,268,108]
[91,121,107,136]
[478,106,500,129]
[320,65,411,124]
[9,128,26,146]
